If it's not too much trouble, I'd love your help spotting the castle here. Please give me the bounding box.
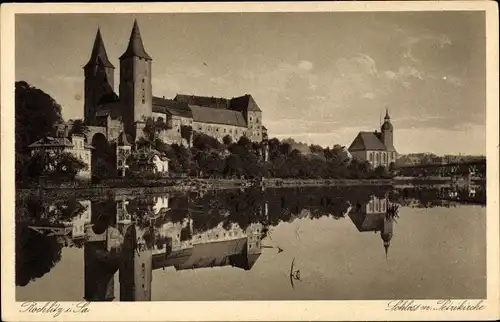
[83,20,265,147]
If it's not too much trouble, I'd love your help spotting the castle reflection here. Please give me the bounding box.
[18,185,483,301]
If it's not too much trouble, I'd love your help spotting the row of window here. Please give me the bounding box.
[368,201,386,213]
[249,116,261,124]
[368,152,396,163]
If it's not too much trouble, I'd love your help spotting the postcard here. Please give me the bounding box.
[1,2,499,321]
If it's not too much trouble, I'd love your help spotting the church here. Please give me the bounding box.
[348,109,397,168]
[82,20,265,148]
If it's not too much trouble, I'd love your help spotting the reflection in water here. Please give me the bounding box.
[348,195,397,258]
[16,184,485,301]
[289,258,301,290]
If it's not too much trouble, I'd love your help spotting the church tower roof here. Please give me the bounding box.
[119,20,152,61]
[384,108,390,120]
[84,28,115,69]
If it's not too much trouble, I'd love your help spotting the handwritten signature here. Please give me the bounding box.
[386,300,485,312]
[19,301,90,317]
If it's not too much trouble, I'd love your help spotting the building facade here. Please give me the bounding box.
[28,131,94,180]
[348,109,397,168]
[83,20,265,149]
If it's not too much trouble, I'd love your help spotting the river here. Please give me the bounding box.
[15,185,486,301]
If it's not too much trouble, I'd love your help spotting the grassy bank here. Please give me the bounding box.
[16,178,395,199]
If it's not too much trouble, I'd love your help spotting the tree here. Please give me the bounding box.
[15,81,63,181]
[143,116,169,143]
[52,152,87,179]
[180,125,193,147]
[23,151,87,181]
[222,135,233,146]
[15,224,63,286]
[374,165,390,178]
[69,119,89,137]
[192,132,221,151]
[15,81,63,153]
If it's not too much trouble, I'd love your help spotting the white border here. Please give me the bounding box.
[1,2,499,321]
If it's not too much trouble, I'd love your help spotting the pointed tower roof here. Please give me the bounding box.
[117,131,132,146]
[119,20,152,61]
[384,242,389,259]
[84,28,115,69]
[384,108,390,120]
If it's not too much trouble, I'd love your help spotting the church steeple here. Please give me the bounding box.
[84,28,115,69]
[384,108,390,121]
[384,241,390,259]
[119,20,152,61]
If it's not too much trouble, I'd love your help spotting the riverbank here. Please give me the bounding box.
[16,177,395,199]
[16,176,482,200]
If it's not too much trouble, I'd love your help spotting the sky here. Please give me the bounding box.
[15,12,486,155]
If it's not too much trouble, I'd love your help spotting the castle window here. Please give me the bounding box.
[369,153,373,161]
[250,117,253,121]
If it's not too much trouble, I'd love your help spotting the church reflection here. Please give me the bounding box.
[26,191,402,301]
[348,195,397,258]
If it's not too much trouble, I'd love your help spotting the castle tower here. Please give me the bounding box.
[245,95,263,142]
[119,20,153,140]
[116,132,132,177]
[119,224,153,301]
[83,28,115,125]
[84,238,117,301]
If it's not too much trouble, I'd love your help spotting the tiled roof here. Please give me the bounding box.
[119,20,152,61]
[230,94,262,112]
[28,137,74,149]
[152,96,192,118]
[190,105,247,127]
[137,149,170,162]
[28,136,94,150]
[117,132,132,146]
[152,248,193,270]
[84,28,115,69]
[348,131,387,151]
[175,94,262,113]
[175,94,231,110]
[96,101,123,120]
[348,212,385,232]
[229,251,262,270]
[174,238,247,270]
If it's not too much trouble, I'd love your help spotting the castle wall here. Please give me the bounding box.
[193,121,247,143]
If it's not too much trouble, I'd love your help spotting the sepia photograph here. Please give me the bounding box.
[1,2,499,321]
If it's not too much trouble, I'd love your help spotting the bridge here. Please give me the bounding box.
[396,159,486,178]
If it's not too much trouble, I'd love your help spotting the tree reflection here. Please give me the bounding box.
[15,224,63,286]
[15,184,484,290]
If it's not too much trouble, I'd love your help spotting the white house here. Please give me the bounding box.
[28,132,94,180]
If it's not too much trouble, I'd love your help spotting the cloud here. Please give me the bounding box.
[362,92,376,100]
[443,75,464,86]
[335,54,378,77]
[298,60,314,72]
